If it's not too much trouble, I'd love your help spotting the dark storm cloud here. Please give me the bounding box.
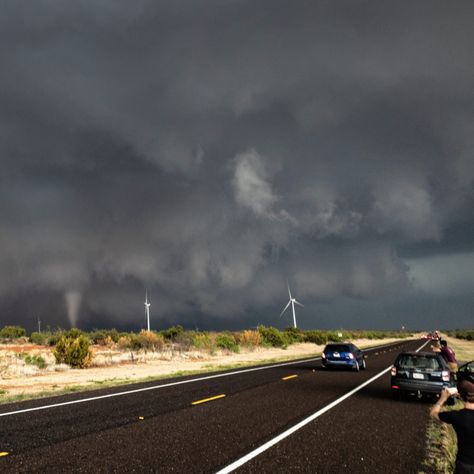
[1,0,473,330]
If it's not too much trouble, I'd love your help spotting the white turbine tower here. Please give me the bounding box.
[280,281,304,328]
[144,289,151,331]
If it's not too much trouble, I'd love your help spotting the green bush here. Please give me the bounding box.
[63,328,85,339]
[126,333,143,350]
[174,331,195,350]
[89,329,108,345]
[0,325,26,339]
[303,330,328,345]
[53,333,92,368]
[284,326,305,344]
[31,328,63,346]
[47,331,63,346]
[190,332,215,352]
[108,329,120,343]
[29,332,49,345]
[120,331,165,351]
[89,329,120,345]
[138,330,165,351]
[326,331,344,342]
[18,353,47,369]
[216,333,240,353]
[258,325,288,348]
[160,325,184,341]
[452,330,474,341]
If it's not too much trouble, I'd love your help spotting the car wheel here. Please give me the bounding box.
[353,360,360,372]
[361,359,366,370]
[392,390,401,400]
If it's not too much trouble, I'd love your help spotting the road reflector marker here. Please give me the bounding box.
[282,375,298,381]
[138,416,144,420]
[0,452,9,457]
[192,394,226,405]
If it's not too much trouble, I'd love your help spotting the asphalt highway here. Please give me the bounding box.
[0,339,430,473]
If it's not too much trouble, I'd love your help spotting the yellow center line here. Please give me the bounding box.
[191,394,226,405]
[0,452,9,457]
[282,374,298,381]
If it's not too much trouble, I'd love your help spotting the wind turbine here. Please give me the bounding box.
[144,289,151,331]
[280,281,304,328]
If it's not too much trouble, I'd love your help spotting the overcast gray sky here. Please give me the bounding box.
[1,1,473,332]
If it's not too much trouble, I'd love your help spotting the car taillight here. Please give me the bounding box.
[442,371,450,382]
[348,353,355,360]
[391,366,397,376]
[321,352,326,359]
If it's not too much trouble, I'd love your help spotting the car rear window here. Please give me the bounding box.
[397,355,441,370]
[325,345,350,352]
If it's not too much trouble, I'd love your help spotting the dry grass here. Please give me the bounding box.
[235,330,261,348]
[442,336,474,363]
[420,335,474,474]
[421,411,458,474]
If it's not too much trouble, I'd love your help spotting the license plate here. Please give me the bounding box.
[413,373,424,380]
[333,352,340,358]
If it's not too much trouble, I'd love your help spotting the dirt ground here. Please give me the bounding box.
[0,337,413,399]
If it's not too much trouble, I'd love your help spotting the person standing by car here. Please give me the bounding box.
[430,381,474,473]
[439,340,458,372]
[430,331,441,351]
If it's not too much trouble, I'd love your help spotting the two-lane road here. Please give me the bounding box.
[0,339,429,473]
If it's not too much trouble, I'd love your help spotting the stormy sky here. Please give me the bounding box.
[1,1,473,332]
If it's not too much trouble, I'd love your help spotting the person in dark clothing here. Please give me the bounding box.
[430,380,474,473]
[438,339,458,372]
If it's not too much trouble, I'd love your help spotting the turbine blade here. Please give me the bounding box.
[287,280,292,299]
[280,300,291,317]
[294,300,304,308]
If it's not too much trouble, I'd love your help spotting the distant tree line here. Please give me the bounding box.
[446,330,474,341]
[0,324,417,369]
[1,323,411,348]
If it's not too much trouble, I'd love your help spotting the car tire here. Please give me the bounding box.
[353,360,360,372]
[361,359,366,370]
[392,390,401,400]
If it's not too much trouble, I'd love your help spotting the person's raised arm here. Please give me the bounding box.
[430,388,450,420]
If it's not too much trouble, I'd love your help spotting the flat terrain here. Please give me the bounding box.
[0,337,406,399]
[0,339,431,473]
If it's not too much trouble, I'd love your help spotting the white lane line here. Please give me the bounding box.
[0,356,320,418]
[0,339,415,418]
[216,339,429,474]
